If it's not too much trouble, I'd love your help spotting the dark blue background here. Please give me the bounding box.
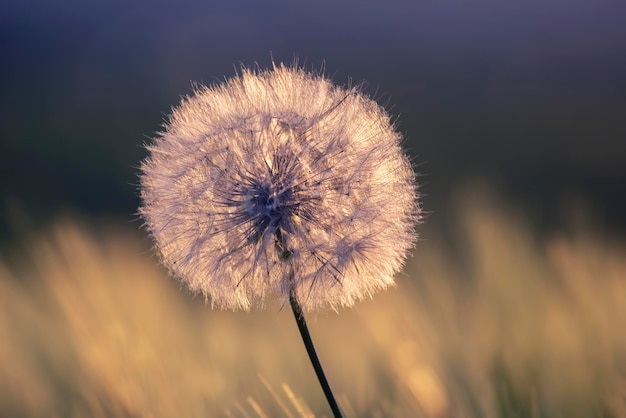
[2,0,625,235]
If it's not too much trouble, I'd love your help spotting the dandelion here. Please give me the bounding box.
[139,63,420,417]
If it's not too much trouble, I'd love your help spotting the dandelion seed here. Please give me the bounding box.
[139,64,420,311]
[140,63,421,417]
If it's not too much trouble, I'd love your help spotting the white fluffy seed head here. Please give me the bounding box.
[139,64,420,311]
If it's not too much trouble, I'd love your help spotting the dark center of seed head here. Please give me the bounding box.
[247,185,283,229]
[246,183,295,260]
[249,185,282,226]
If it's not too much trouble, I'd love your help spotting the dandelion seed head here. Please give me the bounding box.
[140,64,420,311]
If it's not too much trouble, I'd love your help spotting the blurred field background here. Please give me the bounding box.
[2,0,626,416]
[2,188,626,417]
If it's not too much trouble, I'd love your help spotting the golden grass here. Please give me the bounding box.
[1,191,626,417]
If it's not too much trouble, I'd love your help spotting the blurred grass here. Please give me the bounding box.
[1,189,626,417]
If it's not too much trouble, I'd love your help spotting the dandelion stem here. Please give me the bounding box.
[289,291,344,418]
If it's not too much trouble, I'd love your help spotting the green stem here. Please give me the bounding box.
[277,229,343,417]
[289,291,344,418]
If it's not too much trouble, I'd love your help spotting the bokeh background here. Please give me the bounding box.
[2,0,626,417]
[2,0,625,235]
